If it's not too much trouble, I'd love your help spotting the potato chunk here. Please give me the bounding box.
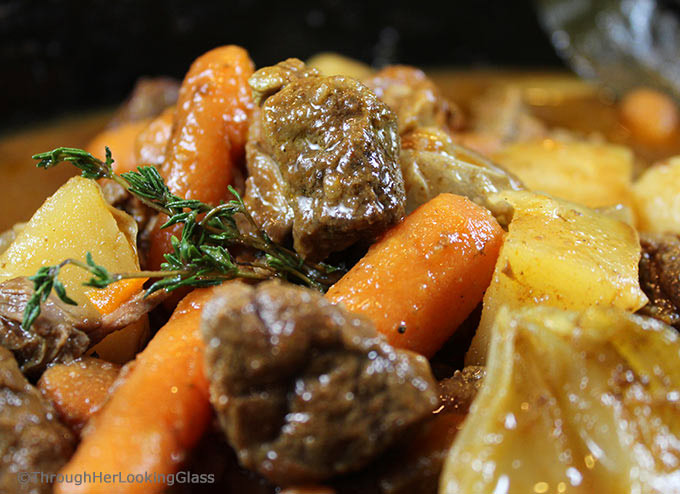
[442,306,680,494]
[633,156,680,234]
[492,138,634,209]
[467,191,647,364]
[0,176,147,363]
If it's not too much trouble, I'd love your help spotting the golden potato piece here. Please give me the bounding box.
[492,138,634,209]
[467,190,647,364]
[0,176,147,363]
[306,52,373,80]
[633,157,680,235]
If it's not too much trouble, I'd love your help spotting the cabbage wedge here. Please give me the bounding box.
[441,306,680,494]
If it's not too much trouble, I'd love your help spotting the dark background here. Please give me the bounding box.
[0,0,563,131]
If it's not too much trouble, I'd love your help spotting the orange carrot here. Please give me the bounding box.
[620,87,679,145]
[38,357,120,433]
[326,193,504,357]
[87,120,151,174]
[55,288,215,494]
[148,45,255,270]
[86,278,148,315]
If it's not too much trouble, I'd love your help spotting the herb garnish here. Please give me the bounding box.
[21,147,341,330]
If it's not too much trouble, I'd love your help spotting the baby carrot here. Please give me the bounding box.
[38,357,120,433]
[55,288,215,494]
[148,45,255,269]
[87,119,151,175]
[326,193,504,357]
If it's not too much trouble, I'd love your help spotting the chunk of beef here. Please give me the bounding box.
[244,59,406,261]
[436,365,486,414]
[399,127,523,222]
[334,366,485,494]
[107,77,180,128]
[362,66,522,222]
[0,278,94,377]
[243,111,296,243]
[363,66,464,136]
[166,427,275,494]
[0,346,75,494]
[201,281,439,485]
[249,58,318,106]
[0,278,167,377]
[637,233,680,329]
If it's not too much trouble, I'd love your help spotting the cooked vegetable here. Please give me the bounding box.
[38,357,120,433]
[467,190,648,364]
[637,232,680,329]
[201,280,438,485]
[0,346,75,494]
[0,176,138,309]
[86,278,148,315]
[458,86,546,155]
[307,52,373,79]
[245,58,406,261]
[620,87,679,144]
[0,222,25,255]
[0,176,148,363]
[441,305,680,494]
[55,288,215,494]
[327,193,504,357]
[148,45,255,269]
[492,138,635,209]
[400,127,523,222]
[87,120,151,175]
[633,157,680,234]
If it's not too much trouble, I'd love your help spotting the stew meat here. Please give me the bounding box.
[363,65,463,136]
[0,278,93,377]
[201,281,439,485]
[244,58,406,261]
[638,232,680,329]
[0,278,168,377]
[0,346,75,494]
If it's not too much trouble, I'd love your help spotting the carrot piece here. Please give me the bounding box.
[87,119,151,174]
[148,45,255,269]
[38,357,120,433]
[326,193,504,357]
[55,288,215,494]
[620,88,679,144]
[86,278,148,315]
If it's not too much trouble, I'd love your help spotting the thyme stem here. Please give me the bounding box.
[22,146,344,330]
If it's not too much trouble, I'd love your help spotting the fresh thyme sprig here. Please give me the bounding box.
[22,147,343,330]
